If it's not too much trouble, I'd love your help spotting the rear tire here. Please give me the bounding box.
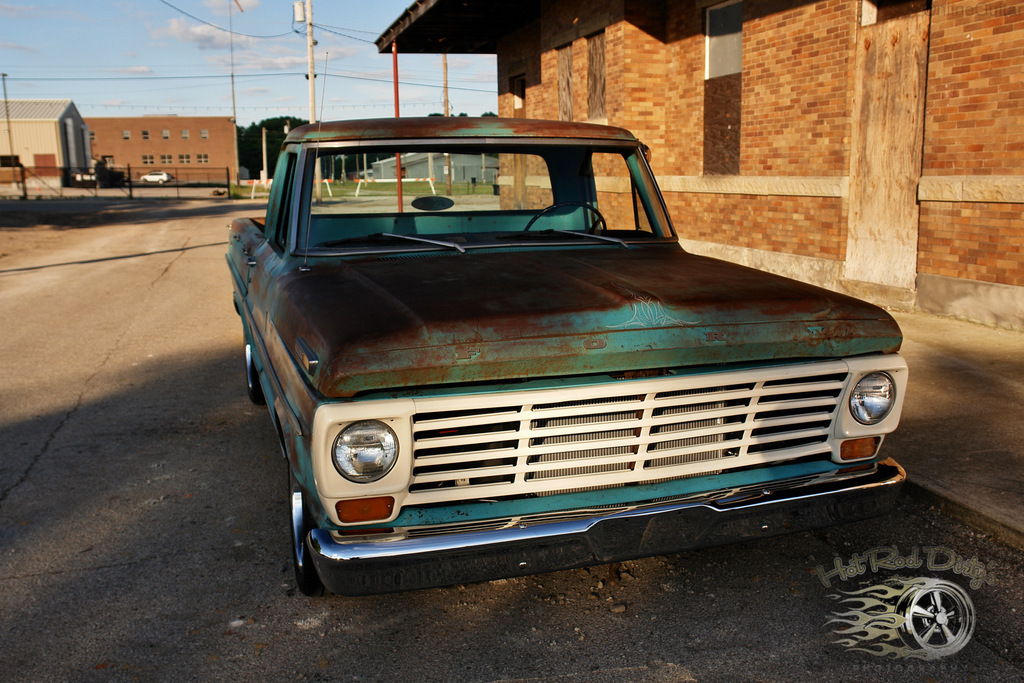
[289,470,326,596]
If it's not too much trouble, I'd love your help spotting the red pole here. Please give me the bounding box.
[393,41,403,213]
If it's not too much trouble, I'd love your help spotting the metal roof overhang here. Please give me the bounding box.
[376,0,540,54]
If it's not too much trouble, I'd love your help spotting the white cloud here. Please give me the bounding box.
[0,41,37,53]
[0,3,34,18]
[202,0,260,15]
[153,17,253,51]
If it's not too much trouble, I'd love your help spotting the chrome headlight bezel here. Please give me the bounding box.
[849,371,896,425]
[332,420,399,483]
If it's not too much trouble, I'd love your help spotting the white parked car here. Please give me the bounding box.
[140,170,173,184]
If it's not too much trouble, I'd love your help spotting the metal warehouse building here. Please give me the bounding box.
[0,99,91,186]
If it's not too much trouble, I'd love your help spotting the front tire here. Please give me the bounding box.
[289,470,326,596]
[245,343,265,405]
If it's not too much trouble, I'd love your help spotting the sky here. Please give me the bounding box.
[0,0,498,126]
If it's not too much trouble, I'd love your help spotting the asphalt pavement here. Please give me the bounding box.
[889,310,1024,550]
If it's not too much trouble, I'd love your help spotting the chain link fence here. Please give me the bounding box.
[0,164,233,200]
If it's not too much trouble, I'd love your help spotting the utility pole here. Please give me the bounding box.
[229,0,242,186]
[303,0,321,201]
[392,41,403,212]
[1,73,24,199]
[261,126,268,185]
[305,0,315,125]
[443,54,452,195]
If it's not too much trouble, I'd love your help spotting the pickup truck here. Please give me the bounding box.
[226,117,907,596]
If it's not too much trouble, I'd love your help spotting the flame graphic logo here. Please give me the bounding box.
[826,577,975,660]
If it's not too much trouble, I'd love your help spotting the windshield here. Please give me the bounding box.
[295,142,674,254]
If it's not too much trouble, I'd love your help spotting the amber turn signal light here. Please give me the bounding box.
[337,496,395,524]
[840,436,881,461]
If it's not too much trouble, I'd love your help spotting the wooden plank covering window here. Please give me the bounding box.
[558,44,573,122]
[588,32,606,120]
[703,73,741,175]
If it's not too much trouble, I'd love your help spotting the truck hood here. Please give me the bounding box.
[269,245,902,397]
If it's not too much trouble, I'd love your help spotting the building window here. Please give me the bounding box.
[557,44,573,122]
[141,130,150,140]
[179,154,191,164]
[200,129,209,139]
[162,130,170,140]
[197,153,209,164]
[181,129,189,140]
[704,0,742,175]
[0,154,20,168]
[587,32,606,121]
[511,75,526,119]
[89,131,95,142]
[160,154,173,164]
[862,0,932,26]
[121,130,131,140]
[142,154,155,165]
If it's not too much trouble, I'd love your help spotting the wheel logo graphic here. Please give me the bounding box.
[896,579,975,657]
[826,577,976,660]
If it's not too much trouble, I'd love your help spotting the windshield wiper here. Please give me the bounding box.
[381,232,465,253]
[317,232,465,254]
[551,229,629,248]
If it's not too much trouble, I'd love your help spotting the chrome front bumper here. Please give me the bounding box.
[307,458,905,596]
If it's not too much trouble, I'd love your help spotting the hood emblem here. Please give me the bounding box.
[606,284,701,329]
[454,347,481,361]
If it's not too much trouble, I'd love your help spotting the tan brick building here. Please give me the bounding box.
[86,115,239,183]
[379,0,1024,330]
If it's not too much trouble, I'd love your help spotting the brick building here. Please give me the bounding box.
[378,0,1023,330]
[85,115,239,184]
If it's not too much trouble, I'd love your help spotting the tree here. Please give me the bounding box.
[236,116,307,179]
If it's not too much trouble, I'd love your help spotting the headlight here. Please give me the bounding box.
[333,421,398,483]
[849,372,896,425]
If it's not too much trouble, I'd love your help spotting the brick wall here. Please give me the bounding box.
[666,191,847,260]
[924,0,1024,175]
[919,0,1024,287]
[496,20,542,118]
[919,203,1024,287]
[663,0,853,260]
[664,6,704,177]
[742,0,857,176]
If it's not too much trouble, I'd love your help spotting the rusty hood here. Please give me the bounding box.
[270,245,902,397]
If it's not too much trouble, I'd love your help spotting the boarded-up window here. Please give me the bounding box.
[588,32,606,120]
[558,44,573,122]
[704,0,742,175]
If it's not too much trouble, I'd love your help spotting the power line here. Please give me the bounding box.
[7,72,496,93]
[314,25,375,44]
[156,0,292,39]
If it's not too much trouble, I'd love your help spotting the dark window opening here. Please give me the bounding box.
[704,0,742,175]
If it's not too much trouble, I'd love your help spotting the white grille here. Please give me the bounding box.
[406,361,849,506]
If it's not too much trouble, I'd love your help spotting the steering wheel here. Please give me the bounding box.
[523,201,608,233]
